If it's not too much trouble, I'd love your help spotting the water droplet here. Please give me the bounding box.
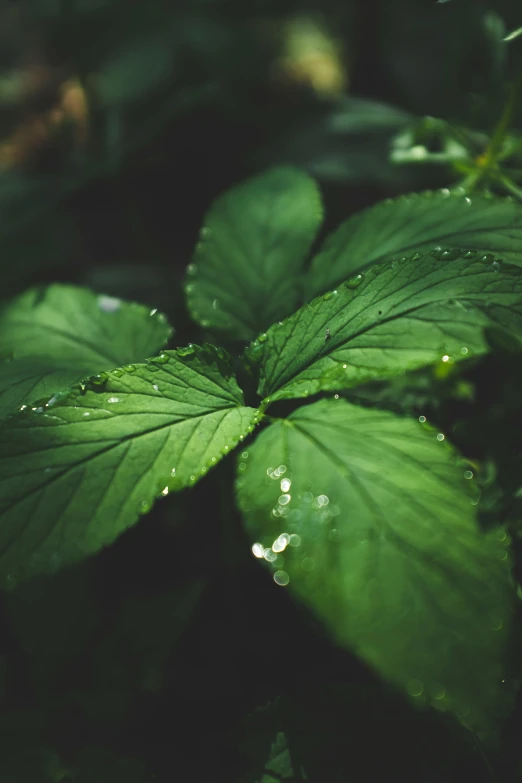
[186,263,198,276]
[241,451,249,460]
[462,250,477,258]
[138,500,151,515]
[411,252,422,261]
[107,397,120,403]
[91,373,108,386]
[152,384,159,391]
[334,394,339,400]
[419,415,426,423]
[464,470,473,479]
[436,433,445,441]
[345,274,364,289]
[492,259,501,271]
[440,248,461,261]
[440,188,451,198]
[406,679,424,697]
[150,308,158,316]
[123,364,136,373]
[264,548,277,562]
[278,494,291,506]
[258,333,268,343]
[252,543,264,558]
[432,685,446,700]
[273,570,290,586]
[154,353,169,364]
[315,494,329,507]
[185,284,195,294]
[201,319,211,328]
[177,346,195,357]
[111,369,124,378]
[442,355,449,362]
[460,346,469,355]
[342,364,347,369]
[98,295,121,312]
[480,253,494,263]
[189,474,196,482]
[83,412,90,417]
[322,290,335,300]
[161,486,169,496]
[289,534,301,547]
[273,534,290,553]
[280,478,291,492]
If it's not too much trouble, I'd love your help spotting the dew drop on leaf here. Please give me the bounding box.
[344,273,364,289]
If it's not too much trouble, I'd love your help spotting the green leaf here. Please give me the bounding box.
[97,27,178,108]
[259,732,295,783]
[305,190,522,300]
[0,284,172,419]
[185,167,323,341]
[0,345,258,588]
[250,250,522,403]
[260,97,413,186]
[237,398,513,735]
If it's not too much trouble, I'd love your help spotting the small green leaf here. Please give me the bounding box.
[0,284,172,418]
[0,346,258,588]
[259,732,294,783]
[237,398,514,734]
[305,190,522,299]
[185,167,323,340]
[250,251,522,403]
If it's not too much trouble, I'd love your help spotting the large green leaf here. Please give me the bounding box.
[248,250,522,403]
[0,284,172,419]
[185,167,323,341]
[305,190,522,299]
[0,345,258,588]
[237,398,513,734]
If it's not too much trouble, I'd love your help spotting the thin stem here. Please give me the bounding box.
[482,64,522,167]
[471,732,500,783]
[497,173,522,199]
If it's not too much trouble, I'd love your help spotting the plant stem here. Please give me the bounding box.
[482,64,522,168]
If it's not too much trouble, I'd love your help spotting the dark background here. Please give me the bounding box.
[0,0,522,780]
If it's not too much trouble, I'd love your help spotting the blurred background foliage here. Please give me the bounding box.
[1,0,522,780]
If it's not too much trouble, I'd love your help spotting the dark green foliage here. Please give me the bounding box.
[1,2,522,781]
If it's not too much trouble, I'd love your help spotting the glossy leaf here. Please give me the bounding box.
[185,167,323,341]
[237,398,513,734]
[249,251,522,403]
[305,190,522,299]
[0,285,172,418]
[0,346,258,588]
